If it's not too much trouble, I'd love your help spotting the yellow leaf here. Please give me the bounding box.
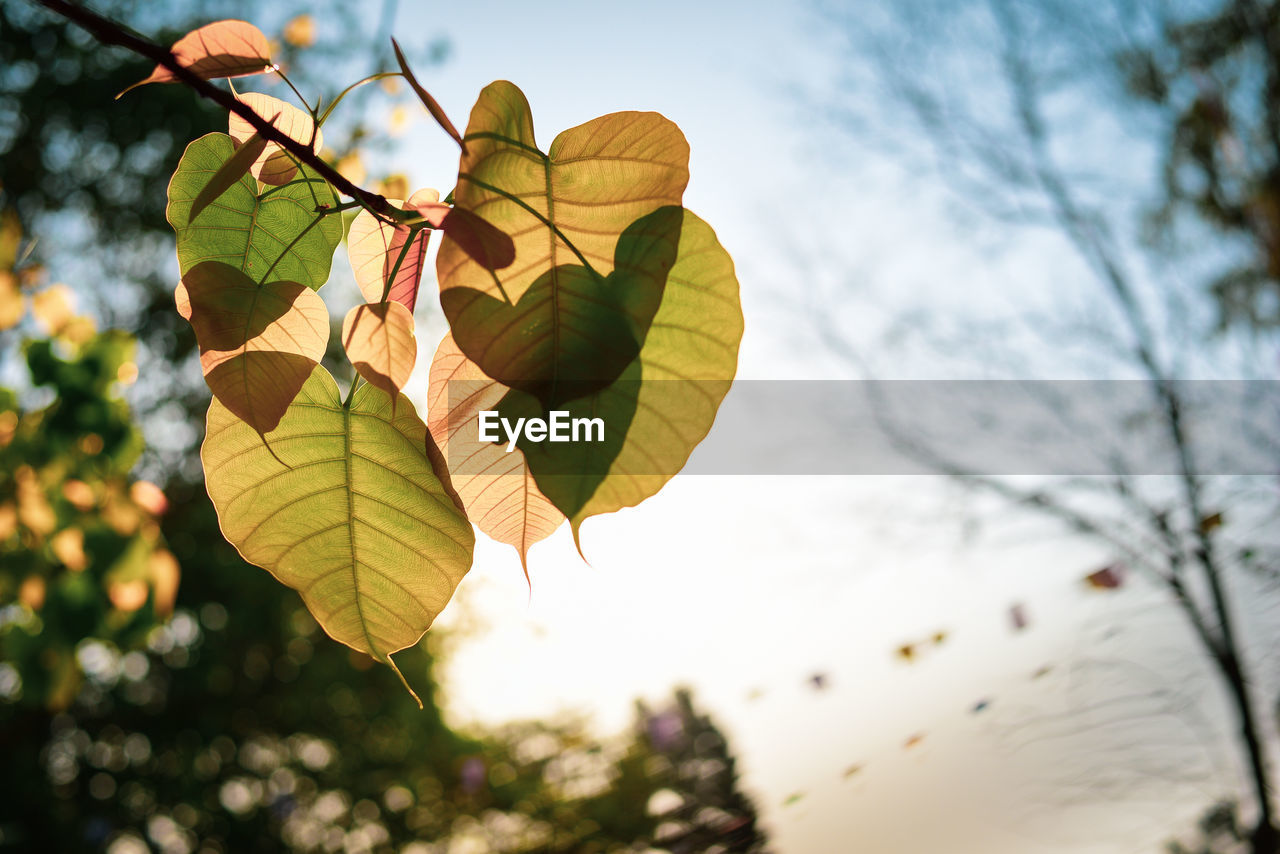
[62,480,96,511]
[282,14,315,48]
[0,271,23,330]
[342,302,417,400]
[109,580,149,613]
[51,528,87,571]
[31,284,75,335]
[18,575,45,610]
[426,333,563,576]
[228,92,323,186]
[148,549,181,617]
[130,481,169,516]
[176,261,329,433]
[15,466,55,536]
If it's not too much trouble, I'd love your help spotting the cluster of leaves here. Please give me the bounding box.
[141,20,742,697]
[0,209,179,710]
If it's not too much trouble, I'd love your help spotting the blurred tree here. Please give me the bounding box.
[813,0,1280,850]
[1124,0,1280,331]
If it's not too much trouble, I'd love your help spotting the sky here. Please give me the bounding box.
[89,0,1276,851]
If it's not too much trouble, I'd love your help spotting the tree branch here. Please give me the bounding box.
[35,0,402,221]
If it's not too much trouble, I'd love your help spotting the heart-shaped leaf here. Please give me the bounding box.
[189,129,270,223]
[440,205,683,408]
[227,93,324,186]
[202,366,474,704]
[118,20,273,99]
[510,210,742,540]
[347,189,438,310]
[437,80,689,306]
[426,333,563,577]
[168,133,341,288]
[176,260,329,433]
[342,301,417,400]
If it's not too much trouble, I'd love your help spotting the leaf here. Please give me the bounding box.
[228,93,324,186]
[342,302,417,400]
[118,20,273,99]
[442,205,683,408]
[408,201,514,271]
[282,14,316,48]
[511,210,742,540]
[168,133,341,288]
[392,38,466,152]
[202,366,475,703]
[438,79,689,308]
[176,260,329,433]
[190,130,270,223]
[346,190,437,310]
[1084,565,1124,590]
[426,333,564,577]
[1009,602,1029,630]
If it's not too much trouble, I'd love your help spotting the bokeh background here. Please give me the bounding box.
[2,0,1279,852]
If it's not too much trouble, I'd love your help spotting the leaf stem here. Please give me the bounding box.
[274,67,315,117]
[317,72,402,127]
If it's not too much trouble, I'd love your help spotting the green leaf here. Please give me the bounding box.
[510,210,741,542]
[189,130,269,223]
[201,366,474,704]
[167,133,341,288]
[441,205,684,408]
[177,261,329,434]
[437,81,689,383]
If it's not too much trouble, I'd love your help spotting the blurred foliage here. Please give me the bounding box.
[0,0,444,469]
[1124,0,1280,330]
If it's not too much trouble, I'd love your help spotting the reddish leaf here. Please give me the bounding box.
[118,20,273,99]
[347,191,436,311]
[391,38,466,152]
[342,302,417,400]
[1084,565,1124,590]
[1009,602,1029,631]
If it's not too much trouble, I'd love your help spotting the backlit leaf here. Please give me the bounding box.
[444,205,682,408]
[202,366,474,703]
[118,20,273,98]
[190,130,269,222]
[426,333,563,576]
[1084,565,1124,590]
[511,210,742,539]
[392,38,466,151]
[347,190,437,310]
[228,93,323,186]
[168,133,341,288]
[342,302,417,400]
[438,78,688,311]
[176,260,329,433]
